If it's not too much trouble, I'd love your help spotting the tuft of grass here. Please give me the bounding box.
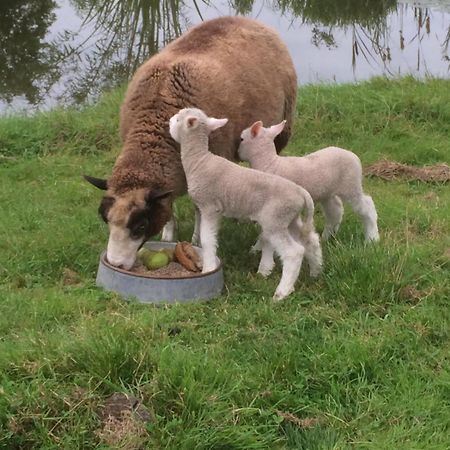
[0,78,449,449]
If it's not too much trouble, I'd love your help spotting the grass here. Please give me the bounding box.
[0,77,449,449]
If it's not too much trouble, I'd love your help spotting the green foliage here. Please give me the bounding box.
[0,78,449,449]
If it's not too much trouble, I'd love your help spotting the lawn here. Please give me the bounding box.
[0,77,449,449]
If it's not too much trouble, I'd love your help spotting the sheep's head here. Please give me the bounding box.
[84,175,173,269]
[238,120,286,162]
[169,108,228,143]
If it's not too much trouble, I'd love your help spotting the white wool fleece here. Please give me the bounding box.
[169,108,322,301]
[238,120,380,242]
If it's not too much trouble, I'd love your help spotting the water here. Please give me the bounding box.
[0,0,449,113]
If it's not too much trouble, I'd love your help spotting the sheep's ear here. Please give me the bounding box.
[84,175,108,190]
[250,121,263,138]
[206,117,228,131]
[145,189,173,205]
[268,120,286,138]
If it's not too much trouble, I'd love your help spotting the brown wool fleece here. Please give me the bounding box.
[98,16,298,237]
[109,16,297,201]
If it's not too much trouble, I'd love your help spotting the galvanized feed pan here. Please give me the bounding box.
[96,241,223,304]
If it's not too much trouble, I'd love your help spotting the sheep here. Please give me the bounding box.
[83,16,297,270]
[238,120,380,245]
[169,108,322,301]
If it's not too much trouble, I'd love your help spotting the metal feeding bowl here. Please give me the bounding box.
[96,241,223,304]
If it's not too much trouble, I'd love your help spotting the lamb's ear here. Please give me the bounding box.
[186,116,198,129]
[268,120,286,138]
[145,189,173,205]
[206,117,228,131]
[84,175,108,190]
[250,121,263,138]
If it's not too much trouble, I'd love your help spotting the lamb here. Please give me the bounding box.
[83,16,297,270]
[238,120,380,244]
[169,108,322,301]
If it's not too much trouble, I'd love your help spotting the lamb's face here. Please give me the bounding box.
[169,108,228,143]
[238,120,286,162]
[169,108,205,143]
[85,177,173,269]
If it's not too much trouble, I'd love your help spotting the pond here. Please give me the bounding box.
[1,0,449,113]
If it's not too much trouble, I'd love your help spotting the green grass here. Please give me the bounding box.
[0,77,449,449]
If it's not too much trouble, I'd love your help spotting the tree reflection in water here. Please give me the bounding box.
[0,0,448,109]
[0,0,59,106]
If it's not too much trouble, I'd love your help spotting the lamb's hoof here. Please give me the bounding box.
[310,267,322,278]
[250,245,261,254]
[322,230,337,241]
[257,268,273,278]
[272,287,294,302]
[365,233,380,243]
[202,265,216,274]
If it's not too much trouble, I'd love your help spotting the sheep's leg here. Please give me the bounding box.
[199,212,221,273]
[161,215,177,241]
[346,194,380,242]
[191,206,201,246]
[289,217,322,278]
[321,196,344,240]
[257,236,275,277]
[267,231,304,302]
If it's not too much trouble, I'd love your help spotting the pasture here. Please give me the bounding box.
[0,77,449,449]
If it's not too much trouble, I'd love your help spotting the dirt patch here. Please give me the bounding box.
[364,160,449,183]
[96,393,151,449]
[276,410,320,428]
[398,285,433,304]
[62,267,82,285]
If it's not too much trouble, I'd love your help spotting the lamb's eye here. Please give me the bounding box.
[240,137,244,141]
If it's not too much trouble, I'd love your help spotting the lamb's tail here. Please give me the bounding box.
[301,192,315,236]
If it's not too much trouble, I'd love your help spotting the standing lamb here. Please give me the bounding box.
[169,108,322,301]
[238,121,380,243]
[84,17,297,270]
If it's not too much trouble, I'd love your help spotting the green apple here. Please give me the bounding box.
[138,247,156,262]
[144,251,170,270]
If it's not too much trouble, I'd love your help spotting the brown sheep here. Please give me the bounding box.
[85,16,297,270]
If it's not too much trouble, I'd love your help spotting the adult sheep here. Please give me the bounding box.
[85,16,297,270]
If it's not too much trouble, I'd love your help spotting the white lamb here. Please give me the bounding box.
[238,120,380,244]
[169,108,322,301]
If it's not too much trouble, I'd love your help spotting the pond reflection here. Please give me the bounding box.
[0,0,58,105]
[0,0,449,112]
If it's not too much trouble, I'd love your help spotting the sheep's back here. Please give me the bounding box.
[120,16,297,162]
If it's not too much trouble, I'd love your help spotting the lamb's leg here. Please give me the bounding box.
[346,194,380,242]
[191,206,201,246]
[268,231,304,301]
[257,236,275,277]
[289,217,322,278]
[199,211,221,273]
[161,214,177,241]
[250,234,263,254]
[321,196,344,240]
